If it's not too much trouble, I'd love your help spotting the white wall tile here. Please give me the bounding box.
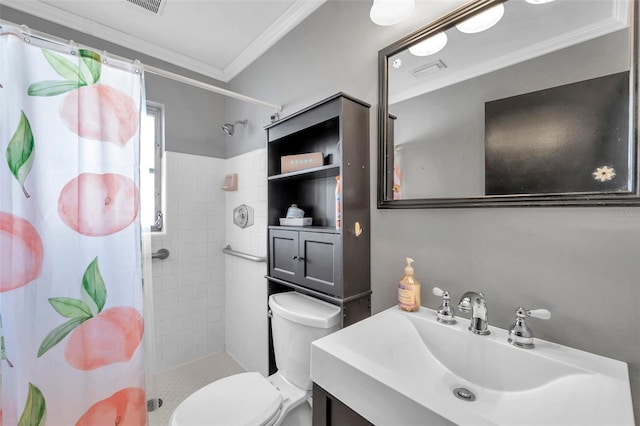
[150,151,226,372]
[224,149,269,376]
[148,149,268,373]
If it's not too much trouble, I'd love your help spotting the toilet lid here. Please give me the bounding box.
[171,372,283,426]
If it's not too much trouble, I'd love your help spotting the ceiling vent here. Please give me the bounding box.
[411,60,447,79]
[125,0,166,15]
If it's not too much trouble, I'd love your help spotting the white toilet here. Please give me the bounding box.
[169,291,342,426]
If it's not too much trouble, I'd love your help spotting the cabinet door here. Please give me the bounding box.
[299,232,342,296]
[270,229,299,282]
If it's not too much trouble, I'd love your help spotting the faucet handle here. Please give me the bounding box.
[433,287,456,325]
[508,307,551,349]
[527,308,551,320]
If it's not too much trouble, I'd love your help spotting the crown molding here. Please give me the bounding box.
[1,0,324,83]
[223,0,326,81]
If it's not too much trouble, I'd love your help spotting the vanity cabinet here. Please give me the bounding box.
[265,93,371,374]
[312,384,373,426]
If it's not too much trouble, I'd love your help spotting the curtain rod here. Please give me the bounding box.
[0,19,283,112]
[144,64,282,112]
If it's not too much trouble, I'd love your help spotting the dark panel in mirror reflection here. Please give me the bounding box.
[485,71,630,195]
[377,0,640,208]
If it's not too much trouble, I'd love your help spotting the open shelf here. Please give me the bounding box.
[268,225,340,233]
[268,164,340,181]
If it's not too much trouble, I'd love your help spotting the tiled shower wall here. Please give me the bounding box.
[224,148,269,376]
[150,151,226,372]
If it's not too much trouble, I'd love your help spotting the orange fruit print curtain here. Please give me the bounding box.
[0,24,146,426]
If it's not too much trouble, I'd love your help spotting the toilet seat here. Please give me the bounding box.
[170,372,283,426]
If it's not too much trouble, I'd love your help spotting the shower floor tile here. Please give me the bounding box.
[148,351,245,426]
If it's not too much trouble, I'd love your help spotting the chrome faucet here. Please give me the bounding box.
[457,291,490,335]
[432,287,456,324]
[507,307,551,349]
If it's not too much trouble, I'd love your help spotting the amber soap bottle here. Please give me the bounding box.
[398,257,421,312]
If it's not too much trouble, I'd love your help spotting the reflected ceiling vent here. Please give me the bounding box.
[125,0,166,15]
[411,60,447,79]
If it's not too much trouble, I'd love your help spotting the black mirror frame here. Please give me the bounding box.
[377,0,640,208]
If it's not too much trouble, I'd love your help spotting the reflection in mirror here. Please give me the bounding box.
[378,0,639,207]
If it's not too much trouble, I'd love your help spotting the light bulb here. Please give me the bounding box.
[408,32,448,56]
[370,0,415,26]
[455,3,505,34]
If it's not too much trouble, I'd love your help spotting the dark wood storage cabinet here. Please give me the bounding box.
[265,93,372,376]
[270,228,342,296]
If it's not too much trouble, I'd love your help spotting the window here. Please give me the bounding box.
[140,101,164,232]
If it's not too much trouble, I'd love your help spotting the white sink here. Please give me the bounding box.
[311,307,634,426]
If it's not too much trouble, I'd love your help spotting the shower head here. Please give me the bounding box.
[222,119,248,136]
[221,123,234,136]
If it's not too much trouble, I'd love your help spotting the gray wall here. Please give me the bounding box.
[1,5,229,158]
[227,0,640,419]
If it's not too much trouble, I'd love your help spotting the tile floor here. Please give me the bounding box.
[147,351,246,426]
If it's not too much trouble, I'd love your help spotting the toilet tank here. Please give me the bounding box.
[268,292,341,391]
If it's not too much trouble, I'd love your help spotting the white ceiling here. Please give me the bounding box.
[2,0,326,82]
[388,0,629,104]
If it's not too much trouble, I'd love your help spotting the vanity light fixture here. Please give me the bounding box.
[455,3,505,33]
[408,31,448,56]
[370,0,415,26]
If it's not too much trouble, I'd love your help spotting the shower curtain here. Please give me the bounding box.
[0,24,146,425]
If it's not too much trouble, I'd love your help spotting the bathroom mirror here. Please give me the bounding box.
[378,0,640,208]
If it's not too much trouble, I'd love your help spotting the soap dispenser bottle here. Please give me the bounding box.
[398,258,421,312]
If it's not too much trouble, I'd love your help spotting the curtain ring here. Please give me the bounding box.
[20,24,31,43]
[69,40,78,56]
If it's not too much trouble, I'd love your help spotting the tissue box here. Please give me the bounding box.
[281,152,323,173]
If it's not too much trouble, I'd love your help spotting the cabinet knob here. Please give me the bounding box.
[292,255,299,260]
[348,221,364,237]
